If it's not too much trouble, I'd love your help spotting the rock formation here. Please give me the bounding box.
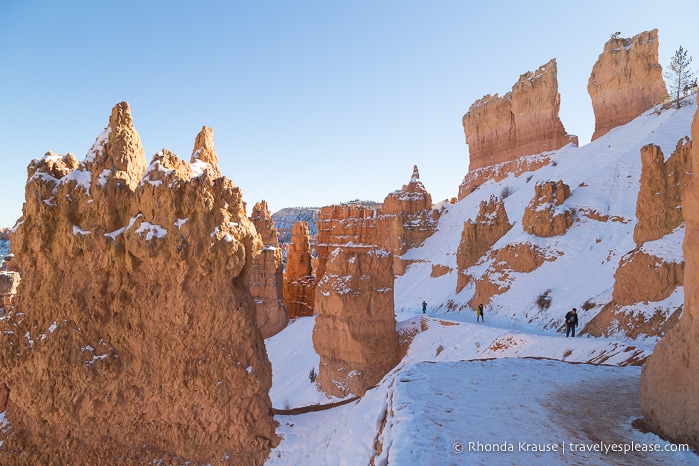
[522,180,574,237]
[312,246,400,398]
[250,200,288,338]
[468,243,552,310]
[316,166,437,279]
[462,59,577,173]
[0,102,278,464]
[283,221,316,318]
[634,140,692,244]
[456,196,513,293]
[585,139,691,340]
[588,29,668,141]
[639,102,699,451]
[0,271,20,311]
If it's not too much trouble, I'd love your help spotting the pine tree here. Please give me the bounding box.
[665,46,697,109]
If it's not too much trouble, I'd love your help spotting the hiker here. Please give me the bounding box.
[422,301,427,314]
[477,303,484,322]
[565,308,578,337]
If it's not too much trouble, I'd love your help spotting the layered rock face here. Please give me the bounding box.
[250,200,288,338]
[522,180,574,237]
[588,29,668,141]
[282,221,316,318]
[312,246,400,398]
[585,139,691,340]
[468,243,552,310]
[456,196,512,293]
[316,166,437,279]
[1,102,277,464]
[634,140,692,244]
[462,59,577,173]
[640,105,699,450]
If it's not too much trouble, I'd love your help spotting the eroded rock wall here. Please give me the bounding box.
[0,102,278,464]
[585,139,691,341]
[316,165,437,280]
[250,200,288,338]
[522,180,574,237]
[640,105,699,450]
[456,196,512,293]
[312,246,399,398]
[282,221,316,318]
[588,29,668,141]
[462,59,577,173]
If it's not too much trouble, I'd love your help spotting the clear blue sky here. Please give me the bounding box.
[1,1,698,227]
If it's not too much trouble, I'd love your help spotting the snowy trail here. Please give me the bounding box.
[265,315,697,464]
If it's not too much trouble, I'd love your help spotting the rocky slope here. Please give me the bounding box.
[640,103,699,451]
[0,102,277,464]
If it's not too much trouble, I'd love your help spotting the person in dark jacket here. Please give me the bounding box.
[422,301,427,314]
[477,303,485,322]
[565,308,578,337]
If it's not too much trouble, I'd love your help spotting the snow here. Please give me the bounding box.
[190,159,211,177]
[61,169,92,195]
[97,169,112,187]
[135,222,167,241]
[72,225,90,236]
[104,215,140,240]
[174,218,188,229]
[84,127,111,163]
[264,99,699,465]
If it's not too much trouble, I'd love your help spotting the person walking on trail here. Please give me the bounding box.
[422,301,427,314]
[565,308,578,337]
[477,303,484,322]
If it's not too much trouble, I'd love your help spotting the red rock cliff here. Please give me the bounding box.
[316,165,437,279]
[588,29,668,141]
[1,102,278,464]
[462,59,577,172]
[640,105,699,450]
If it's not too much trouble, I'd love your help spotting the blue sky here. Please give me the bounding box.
[1,1,698,227]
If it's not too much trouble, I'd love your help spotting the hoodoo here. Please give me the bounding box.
[1,102,278,464]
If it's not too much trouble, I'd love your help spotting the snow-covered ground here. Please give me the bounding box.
[265,100,699,465]
[266,315,697,465]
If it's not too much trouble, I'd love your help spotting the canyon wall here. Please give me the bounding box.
[312,246,399,398]
[585,139,691,340]
[0,102,277,464]
[461,59,577,182]
[316,165,437,279]
[588,29,668,141]
[250,200,288,338]
[640,105,699,450]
